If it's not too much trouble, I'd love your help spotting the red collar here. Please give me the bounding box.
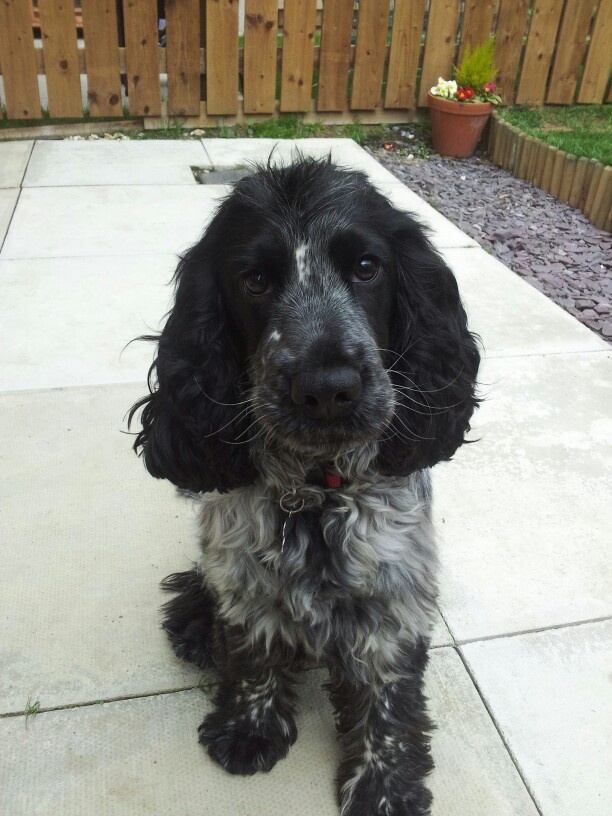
[323,471,342,489]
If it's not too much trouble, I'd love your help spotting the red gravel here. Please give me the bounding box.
[369,141,612,344]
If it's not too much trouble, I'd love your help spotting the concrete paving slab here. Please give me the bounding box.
[427,648,538,816]
[202,138,401,187]
[294,138,401,185]
[0,185,227,259]
[201,137,299,167]
[434,351,612,642]
[0,676,339,816]
[377,181,480,248]
[23,140,209,187]
[0,141,33,188]
[0,384,202,714]
[0,189,19,249]
[462,621,612,816]
[0,651,539,816]
[444,247,610,357]
[0,256,176,391]
[431,611,454,647]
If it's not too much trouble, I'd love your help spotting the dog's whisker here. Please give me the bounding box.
[220,426,266,446]
[382,336,424,374]
[194,375,253,407]
[260,420,284,455]
[232,418,263,442]
[392,384,464,413]
[392,389,450,417]
[198,404,253,439]
[391,367,465,395]
[391,411,437,442]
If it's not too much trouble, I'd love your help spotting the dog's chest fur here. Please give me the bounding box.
[198,470,438,682]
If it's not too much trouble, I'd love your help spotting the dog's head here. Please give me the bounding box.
[129,157,480,492]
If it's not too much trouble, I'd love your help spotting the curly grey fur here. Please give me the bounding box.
[198,461,437,685]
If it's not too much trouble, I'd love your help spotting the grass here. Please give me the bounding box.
[498,105,612,166]
[0,103,133,130]
[24,695,40,728]
[0,101,420,153]
[247,116,325,139]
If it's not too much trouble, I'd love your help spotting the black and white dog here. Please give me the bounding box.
[130,156,480,815]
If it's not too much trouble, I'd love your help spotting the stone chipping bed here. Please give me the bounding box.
[367,138,612,343]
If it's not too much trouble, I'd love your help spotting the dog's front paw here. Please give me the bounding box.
[339,769,432,816]
[199,709,296,775]
[160,570,217,669]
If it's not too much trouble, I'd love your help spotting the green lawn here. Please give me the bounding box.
[498,105,611,166]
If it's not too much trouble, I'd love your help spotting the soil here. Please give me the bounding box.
[366,128,612,344]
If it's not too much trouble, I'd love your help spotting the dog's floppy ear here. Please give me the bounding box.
[377,213,480,476]
[128,233,256,494]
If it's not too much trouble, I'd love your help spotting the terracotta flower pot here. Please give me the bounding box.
[428,91,493,158]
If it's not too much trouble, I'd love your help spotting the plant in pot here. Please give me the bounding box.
[428,38,502,158]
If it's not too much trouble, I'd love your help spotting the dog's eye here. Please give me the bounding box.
[353,255,381,282]
[243,271,272,297]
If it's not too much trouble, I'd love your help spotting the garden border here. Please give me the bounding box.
[487,111,611,233]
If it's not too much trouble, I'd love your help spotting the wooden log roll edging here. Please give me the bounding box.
[487,111,611,233]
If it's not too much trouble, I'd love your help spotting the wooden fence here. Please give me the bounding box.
[0,0,610,125]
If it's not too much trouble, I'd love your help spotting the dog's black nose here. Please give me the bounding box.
[290,366,362,420]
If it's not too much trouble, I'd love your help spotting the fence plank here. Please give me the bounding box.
[280,0,317,112]
[37,0,83,118]
[206,0,239,113]
[81,0,122,117]
[0,0,41,119]
[569,156,589,208]
[244,0,278,114]
[505,125,520,172]
[550,149,567,198]
[418,0,461,108]
[166,0,201,115]
[351,0,390,109]
[122,0,161,115]
[317,0,353,111]
[591,165,612,231]
[546,0,594,104]
[577,159,596,212]
[385,0,426,109]
[541,146,558,192]
[517,136,536,180]
[494,0,530,105]
[516,0,564,106]
[584,162,604,219]
[578,0,612,104]
[558,154,577,203]
[457,0,496,63]
[534,141,549,188]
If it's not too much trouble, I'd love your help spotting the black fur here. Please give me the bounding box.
[160,569,218,669]
[129,157,479,491]
[328,639,434,815]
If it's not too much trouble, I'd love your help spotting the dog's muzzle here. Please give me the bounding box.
[290,366,363,421]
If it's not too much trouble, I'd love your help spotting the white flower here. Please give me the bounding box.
[431,77,459,100]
